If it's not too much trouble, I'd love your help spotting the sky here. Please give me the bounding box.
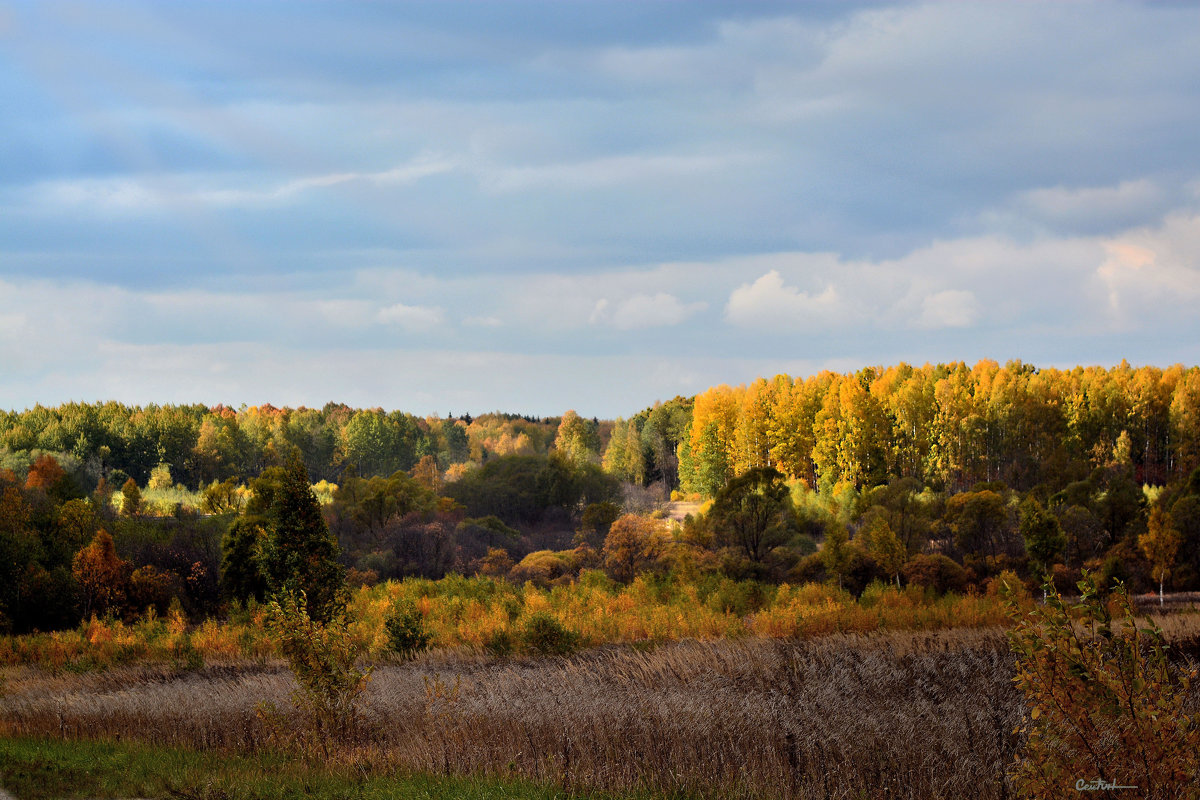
[2,1,1200,418]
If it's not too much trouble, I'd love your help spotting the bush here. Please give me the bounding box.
[384,600,432,660]
[265,591,372,757]
[482,628,515,658]
[520,612,580,656]
[902,554,969,594]
[1005,573,1200,798]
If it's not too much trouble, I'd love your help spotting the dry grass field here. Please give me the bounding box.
[0,628,1022,799]
[4,613,1198,799]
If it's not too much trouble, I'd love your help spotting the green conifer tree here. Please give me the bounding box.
[260,456,346,622]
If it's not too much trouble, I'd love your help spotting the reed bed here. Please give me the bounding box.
[4,629,1029,799]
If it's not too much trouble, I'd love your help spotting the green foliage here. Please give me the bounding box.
[201,477,243,514]
[445,453,620,528]
[482,627,516,658]
[265,590,372,757]
[219,518,268,603]
[708,467,795,562]
[384,600,433,660]
[948,489,1012,560]
[520,612,580,656]
[820,522,853,589]
[1005,573,1200,798]
[334,469,436,534]
[1020,497,1066,577]
[259,457,345,623]
[553,409,600,468]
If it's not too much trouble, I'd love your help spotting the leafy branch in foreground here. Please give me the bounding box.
[1004,572,1200,799]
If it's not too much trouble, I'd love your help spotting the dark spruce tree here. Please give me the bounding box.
[219,517,269,604]
[259,455,346,622]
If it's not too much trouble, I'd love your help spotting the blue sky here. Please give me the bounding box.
[2,1,1200,417]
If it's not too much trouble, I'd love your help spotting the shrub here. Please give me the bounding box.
[385,600,432,660]
[902,553,969,594]
[265,591,372,757]
[482,628,515,658]
[1005,573,1200,798]
[520,612,580,656]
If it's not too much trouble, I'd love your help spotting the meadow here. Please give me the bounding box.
[3,578,1200,799]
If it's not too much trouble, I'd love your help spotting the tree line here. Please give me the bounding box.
[5,359,1200,636]
[676,360,1199,496]
[0,403,574,490]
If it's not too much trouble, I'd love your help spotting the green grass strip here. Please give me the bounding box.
[0,736,631,800]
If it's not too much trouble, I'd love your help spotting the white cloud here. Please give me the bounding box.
[375,303,445,331]
[607,293,706,330]
[915,290,979,329]
[725,270,843,330]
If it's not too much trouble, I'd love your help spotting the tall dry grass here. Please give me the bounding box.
[3,629,1029,799]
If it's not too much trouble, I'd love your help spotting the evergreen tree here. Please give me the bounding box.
[260,456,345,622]
[219,518,269,604]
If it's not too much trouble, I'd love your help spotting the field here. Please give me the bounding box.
[4,612,1200,800]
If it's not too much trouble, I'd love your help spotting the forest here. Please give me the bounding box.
[2,359,1200,636]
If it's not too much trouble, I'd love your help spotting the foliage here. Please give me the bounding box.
[707,466,795,562]
[820,523,854,590]
[1020,497,1066,579]
[520,611,581,656]
[902,553,969,594]
[2,573,1026,669]
[264,590,372,757]
[1005,574,1200,799]
[862,515,907,586]
[601,514,667,583]
[259,457,346,623]
[554,409,600,468]
[384,599,433,660]
[219,518,268,603]
[1139,505,1181,605]
[201,477,244,514]
[121,477,143,517]
[72,530,131,618]
[444,453,620,528]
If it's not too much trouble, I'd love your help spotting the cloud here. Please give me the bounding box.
[916,290,979,329]
[725,271,843,330]
[375,303,445,331]
[1020,180,1164,223]
[1096,214,1200,325]
[590,292,707,330]
[463,315,503,328]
